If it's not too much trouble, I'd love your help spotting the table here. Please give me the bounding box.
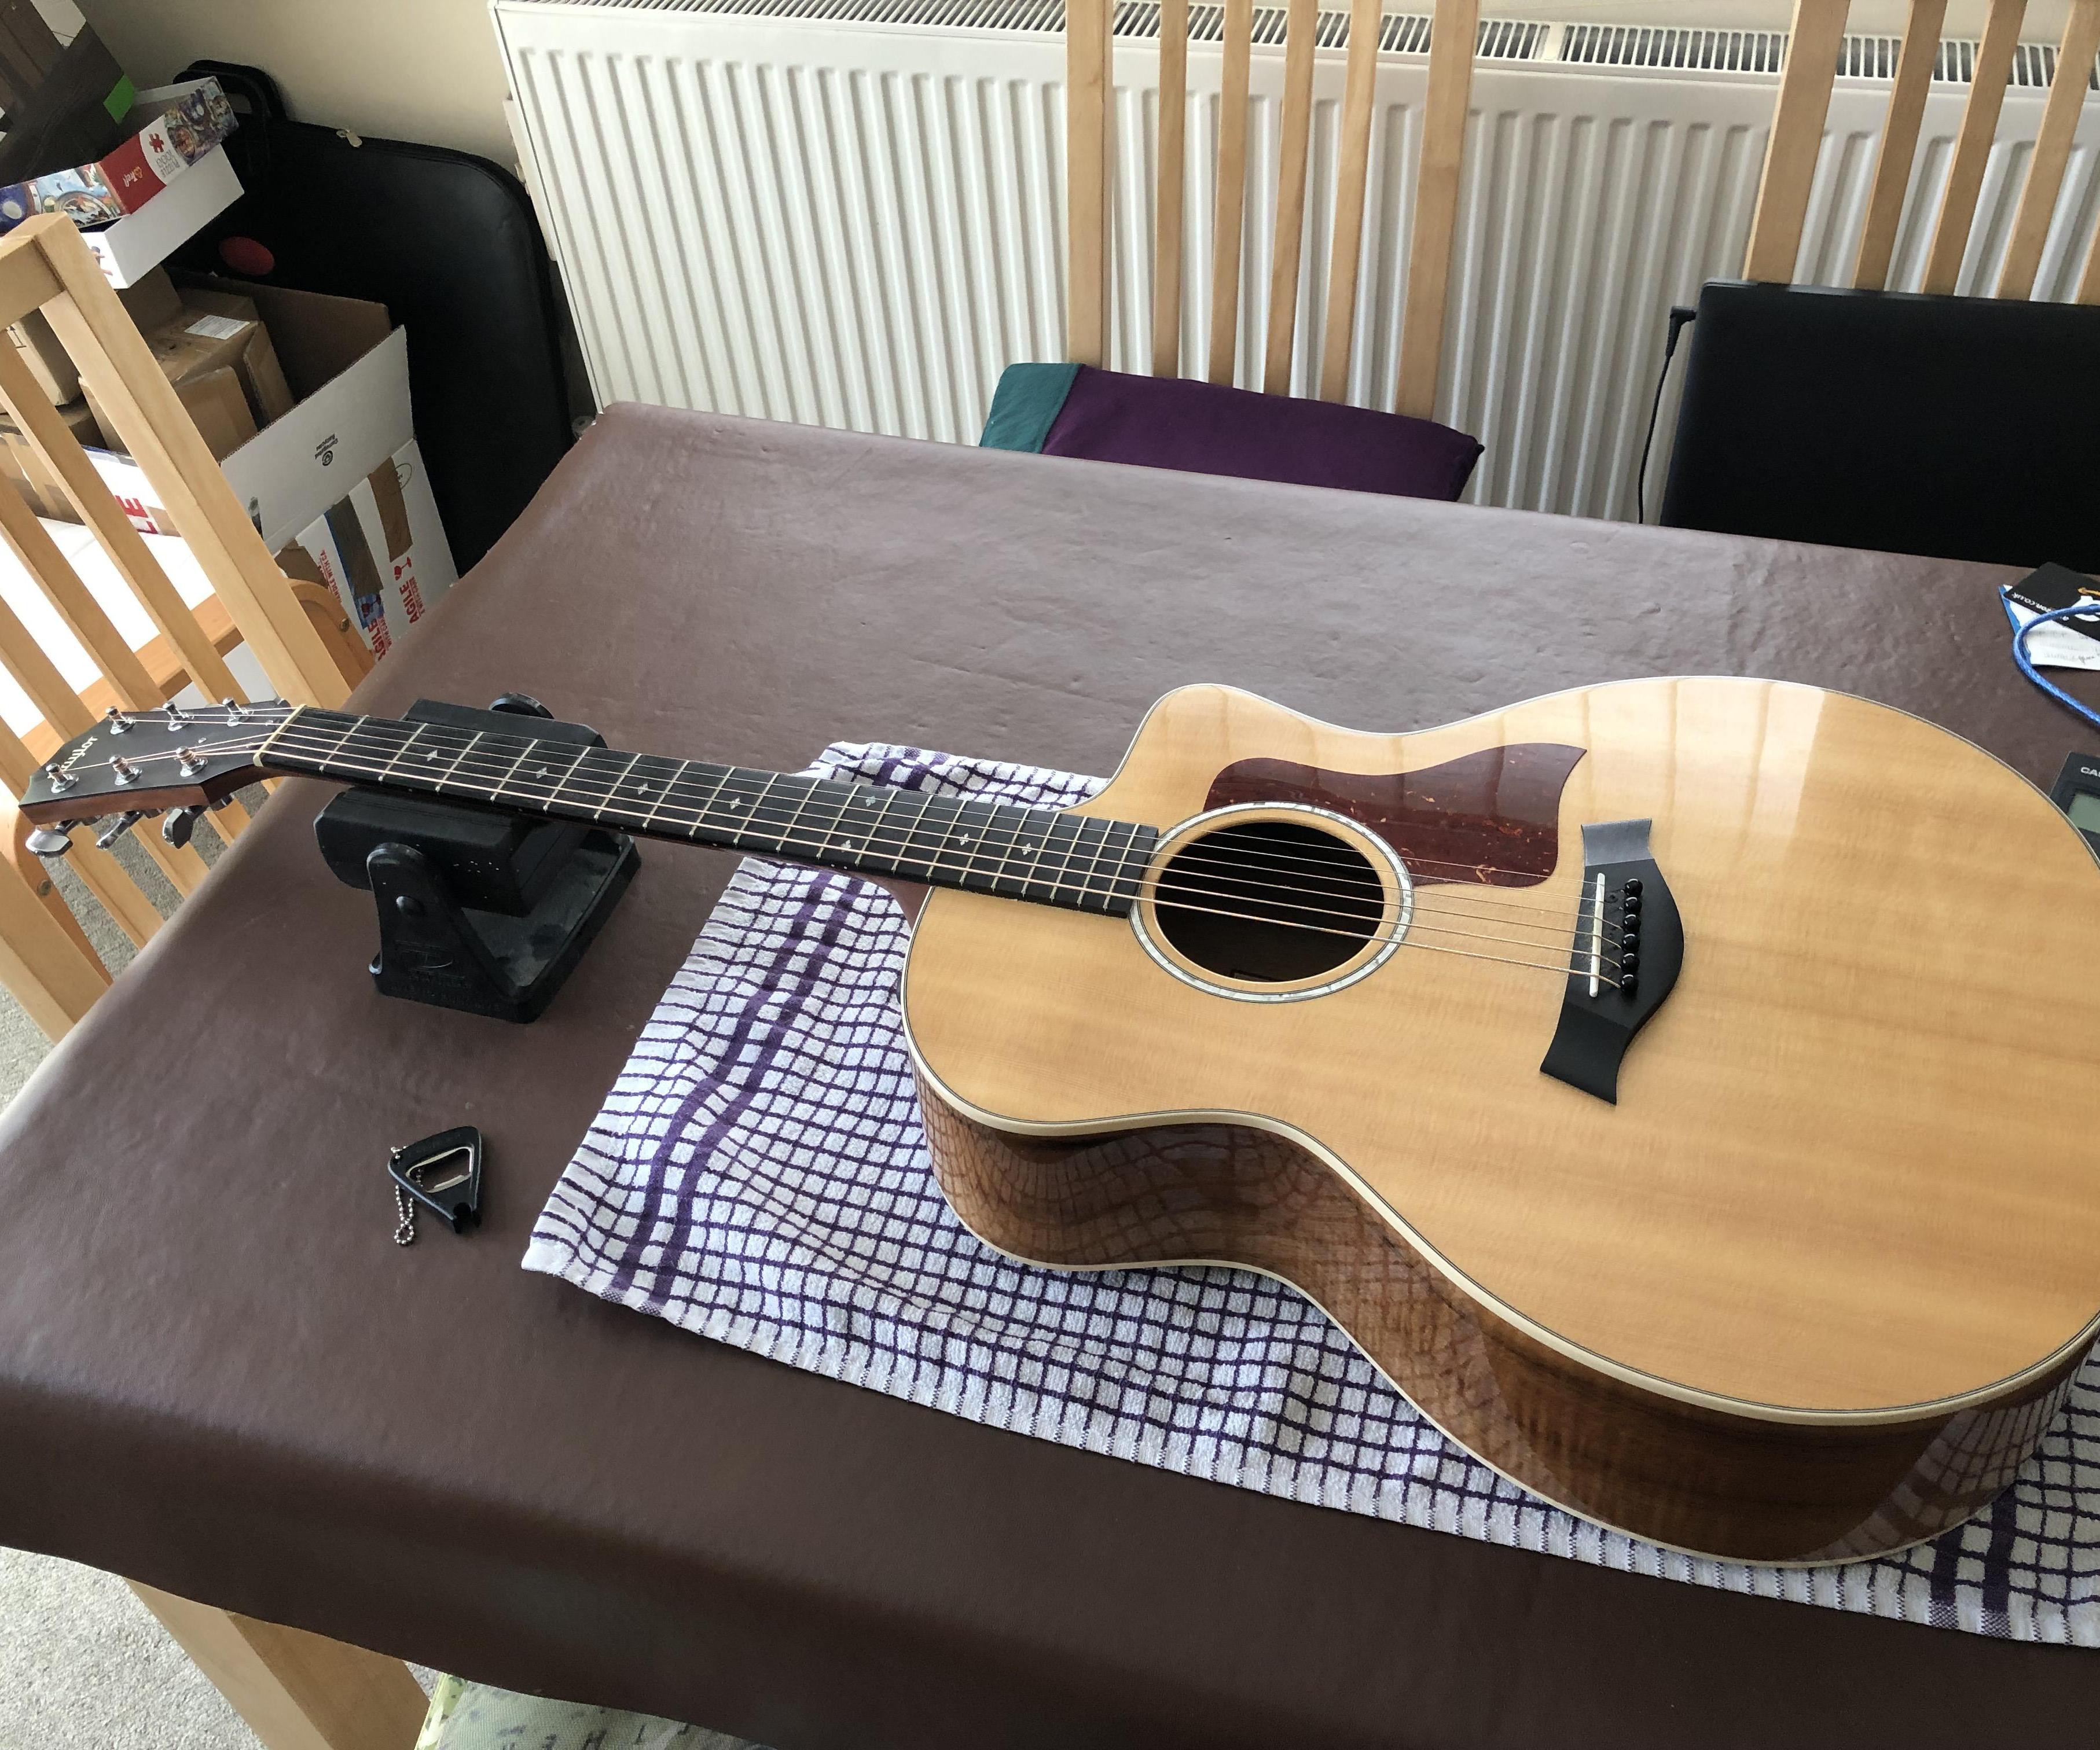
[3,406,2096,1750]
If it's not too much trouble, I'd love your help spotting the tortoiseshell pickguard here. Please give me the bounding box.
[1204,744,1588,887]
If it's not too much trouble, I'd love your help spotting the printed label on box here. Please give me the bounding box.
[185,313,247,341]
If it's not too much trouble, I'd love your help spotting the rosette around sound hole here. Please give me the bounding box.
[1152,819,1385,983]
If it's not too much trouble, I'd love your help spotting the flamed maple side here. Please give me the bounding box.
[21,675,2100,1561]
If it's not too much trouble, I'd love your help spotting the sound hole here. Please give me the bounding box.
[1152,819,1385,984]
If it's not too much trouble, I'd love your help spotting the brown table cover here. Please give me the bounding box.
[3,407,2096,1749]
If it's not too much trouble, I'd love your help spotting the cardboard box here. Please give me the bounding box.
[171,368,256,462]
[79,145,240,289]
[287,448,435,659]
[7,267,188,407]
[76,279,456,659]
[84,290,296,445]
[0,78,237,236]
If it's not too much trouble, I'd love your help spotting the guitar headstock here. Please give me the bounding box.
[21,703,289,850]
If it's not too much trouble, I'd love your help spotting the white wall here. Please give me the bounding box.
[74,0,2086,174]
[76,0,516,166]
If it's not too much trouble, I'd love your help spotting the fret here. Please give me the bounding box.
[1062,814,1115,911]
[484,736,539,804]
[798,777,865,865]
[972,802,1031,899]
[1020,808,1074,906]
[376,721,426,786]
[590,751,644,822]
[948,797,1004,892]
[890,789,942,881]
[674,761,738,836]
[831,784,896,873]
[912,795,967,883]
[511,739,592,810]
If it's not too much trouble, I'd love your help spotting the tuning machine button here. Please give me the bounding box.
[94,810,149,849]
[162,806,205,849]
[25,825,73,857]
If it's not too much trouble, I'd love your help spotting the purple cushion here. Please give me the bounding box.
[1040,365,1482,501]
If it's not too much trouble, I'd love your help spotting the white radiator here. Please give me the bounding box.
[493,0,2100,521]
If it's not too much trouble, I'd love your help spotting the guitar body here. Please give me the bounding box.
[901,678,2100,1562]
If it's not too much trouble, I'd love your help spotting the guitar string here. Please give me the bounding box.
[42,720,1632,957]
[230,725,1619,984]
[58,707,1596,892]
[243,718,1622,932]
[238,721,1627,954]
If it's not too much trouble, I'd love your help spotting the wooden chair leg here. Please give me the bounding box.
[130,1582,427,1750]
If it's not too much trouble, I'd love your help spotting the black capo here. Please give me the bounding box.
[387,1127,485,1236]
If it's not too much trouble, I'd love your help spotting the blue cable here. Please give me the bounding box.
[2002,587,2100,736]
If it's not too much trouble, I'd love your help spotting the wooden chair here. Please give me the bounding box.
[0,214,371,1039]
[979,0,1484,499]
[1659,0,2100,565]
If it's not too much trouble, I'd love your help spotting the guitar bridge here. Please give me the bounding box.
[1540,819,1682,1104]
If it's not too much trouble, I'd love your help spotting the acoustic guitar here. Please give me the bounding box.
[24,677,2100,1565]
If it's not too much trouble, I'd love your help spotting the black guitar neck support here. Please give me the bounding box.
[313,694,640,1023]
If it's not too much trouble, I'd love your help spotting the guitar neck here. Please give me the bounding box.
[256,707,1155,915]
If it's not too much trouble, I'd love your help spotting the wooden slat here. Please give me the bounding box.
[0,797,104,1038]
[61,830,164,950]
[1262,0,1320,395]
[1066,0,1113,367]
[1922,0,2028,293]
[8,811,115,973]
[0,478,162,710]
[0,340,245,707]
[1394,0,1478,421]
[28,220,348,707]
[0,237,57,333]
[1853,0,1947,289]
[19,595,244,764]
[1152,0,1190,376]
[1207,0,1255,385]
[1319,0,1385,401]
[2081,201,2100,301]
[1997,0,2100,297]
[1743,0,1852,284]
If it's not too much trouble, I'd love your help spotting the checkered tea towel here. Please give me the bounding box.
[525,743,2100,1647]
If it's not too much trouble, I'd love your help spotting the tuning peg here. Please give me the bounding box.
[103,705,133,734]
[174,747,207,777]
[109,757,138,786]
[40,761,76,794]
[161,806,204,850]
[94,811,149,850]
[25,825,72,858]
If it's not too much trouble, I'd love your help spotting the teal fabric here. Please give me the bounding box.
[978,361,1080,451]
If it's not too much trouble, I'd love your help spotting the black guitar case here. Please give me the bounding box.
[171,62,572,571]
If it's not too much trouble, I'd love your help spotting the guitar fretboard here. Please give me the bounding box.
[258,707,1155,914]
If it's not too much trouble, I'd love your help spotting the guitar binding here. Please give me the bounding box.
[1540,818,1683,1104]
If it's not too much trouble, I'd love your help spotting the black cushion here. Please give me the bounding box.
[1660,280,2100,572]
